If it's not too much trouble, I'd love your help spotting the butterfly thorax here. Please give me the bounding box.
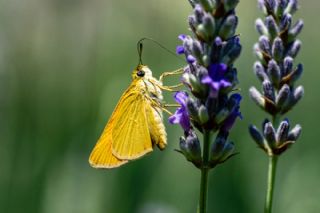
[132,65,163,101]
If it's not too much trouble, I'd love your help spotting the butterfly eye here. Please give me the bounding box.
[137,70,145,77]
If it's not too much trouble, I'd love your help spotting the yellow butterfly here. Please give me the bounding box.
[89,64,182,168]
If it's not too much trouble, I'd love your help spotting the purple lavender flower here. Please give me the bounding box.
[249,0,304,212]
[170,1,242,212]
[250,0,304,155]
[201,63,232,97]
[169,91,191,132]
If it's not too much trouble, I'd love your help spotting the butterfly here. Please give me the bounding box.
[89,65,181,168]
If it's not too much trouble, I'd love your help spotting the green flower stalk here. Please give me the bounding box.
[249,0,303,212]
[169,0,242,212]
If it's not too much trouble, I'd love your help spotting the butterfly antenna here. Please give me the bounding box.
[137,40,144,65]
[136,37,185,65]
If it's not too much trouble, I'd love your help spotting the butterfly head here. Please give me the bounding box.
[132,65,153,80]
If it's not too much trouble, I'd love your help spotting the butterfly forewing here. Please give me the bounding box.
[111,90,153,160]
[89,108,128,168]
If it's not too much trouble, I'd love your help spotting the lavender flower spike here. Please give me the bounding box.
[169,0,242,212]
[249,0,304,212]
[250,0,304,155]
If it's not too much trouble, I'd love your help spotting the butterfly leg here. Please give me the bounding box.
[149,77,183,92]
[159,68,184,82]
[163,104,181,108]
[156,83,184,92]
[146,96,175,116]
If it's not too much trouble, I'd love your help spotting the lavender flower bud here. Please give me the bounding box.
[276,84,290,108]
[289,19,304,42]
[203,13,216,38]
[223,0,239,12]
[254,62,269,82]
[210,133,226,161]
[196,24,209,41]
[259,35,271,55]
[265,0,276,13]
[272,37,284,62]
[265,16,279,39]
[267,60,281,87]
[284,0,298,15]
[276,0,287,17]
[188,15,197,33]
[249,125,265,149]
[254,43,267,65]
[281,85,304,113]
[219,14,238,40]
[287,124,302,141]
[262,80,275,102]
[215,108,229,124]
[263,121,276,149]
[199,0,215,12]
[258,0,267,14]
[283,56,294,75]
[249,87,265,109]
[198,105,209,124]
[194,4,205,23]
[182,72,207,98]
[288,40,301,58]
[202,55,210,67]
[276,119,290,144]
[256,18,269,36]
[187,97,201,123]
[210,131,235,167]
[191,40,204,63]
[221,38,242,65]
[282,63,303,86]
[280,13,292,31]
[179,131,202,167]
[218,141,235,163]
[290,64,303,84]
[293,85,304,104]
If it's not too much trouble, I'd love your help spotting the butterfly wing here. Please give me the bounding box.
[111,89,153,160]
[89,117,128,168]
[88,86,139,168]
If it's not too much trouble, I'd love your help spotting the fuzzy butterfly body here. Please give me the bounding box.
[89,65,167,168]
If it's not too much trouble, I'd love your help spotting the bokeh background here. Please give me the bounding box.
[1,0,318,212]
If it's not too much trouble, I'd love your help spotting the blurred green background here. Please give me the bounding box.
[1,0,319,212]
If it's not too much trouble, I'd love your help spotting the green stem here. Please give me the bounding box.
[264,155,278,213]
[199,131,211,213]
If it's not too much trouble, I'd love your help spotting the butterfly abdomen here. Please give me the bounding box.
[144,77,167,150]
[147,105,167,150]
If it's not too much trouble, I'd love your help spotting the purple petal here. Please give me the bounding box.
[221,107,241,132]
[178,34,187,41]
[219,80,232,88]
[187,55,196,63]
[176,45,185,54]
[169,113,181,124]
[174,91,188,106]
[214,37,223,46]
[212,82,220,90]
[201,75,212,84]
